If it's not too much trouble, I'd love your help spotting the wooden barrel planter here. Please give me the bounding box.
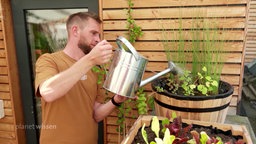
[152,78,234,123]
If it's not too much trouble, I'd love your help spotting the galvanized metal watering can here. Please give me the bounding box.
[103,36,177,97]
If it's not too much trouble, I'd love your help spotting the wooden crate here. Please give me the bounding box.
[121,115,253,144]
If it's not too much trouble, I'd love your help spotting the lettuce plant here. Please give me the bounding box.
[139,115,245,144]
[151,116,160,138]
[148,116,176,144]
[142,123,149,144]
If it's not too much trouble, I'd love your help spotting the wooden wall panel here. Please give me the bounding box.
[109,42,244,52]
[104,18,246,30]
[100,0,248,143]
[104,31,245,41]
[102,0,247,8]
[103,7,246,19]
[245,0,256,63]
[0,0,26,143]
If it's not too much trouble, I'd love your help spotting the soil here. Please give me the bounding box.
[132,122,244,144]
[152,77,232,97]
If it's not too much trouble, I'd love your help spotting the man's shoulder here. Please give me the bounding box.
[36,51,64,66]
[38,51,63,60]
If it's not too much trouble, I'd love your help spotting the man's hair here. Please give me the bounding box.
[66,11,101,31]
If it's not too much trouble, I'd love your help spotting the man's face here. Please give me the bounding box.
[78,18,101,54]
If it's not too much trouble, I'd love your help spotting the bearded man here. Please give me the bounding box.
[35,11,127,144]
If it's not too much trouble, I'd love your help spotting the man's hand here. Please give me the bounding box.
[88,40,113,65]
[114,95,128,104]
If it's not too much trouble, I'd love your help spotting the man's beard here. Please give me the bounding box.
[78,40,92,55]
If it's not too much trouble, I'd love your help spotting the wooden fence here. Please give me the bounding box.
[100,0,249,143]
[0,0,25,143]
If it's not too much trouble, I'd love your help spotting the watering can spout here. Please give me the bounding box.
[139,61,176,87]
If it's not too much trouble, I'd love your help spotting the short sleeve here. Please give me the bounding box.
[34,54,58,97]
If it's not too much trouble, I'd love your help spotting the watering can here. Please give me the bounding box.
[103,36,177,97]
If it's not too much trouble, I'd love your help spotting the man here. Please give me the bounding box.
[35,11,126,144]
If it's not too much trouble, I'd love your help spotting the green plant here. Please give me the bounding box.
[190,17,224,94]
[142,123,149,144]
[126,0,143,43]
[33,24,52,54]
[136,88,148,115]
[179,70,196,96]
[160,12,225,96]
[116,102,127,134]
[141,116,191,144]
[91,65,107,85]
[139,116,244,144]
[115,0,146,141]
[196,67,219,96]
[159,66,219,96]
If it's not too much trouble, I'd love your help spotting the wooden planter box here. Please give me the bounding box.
[121,115,253,144]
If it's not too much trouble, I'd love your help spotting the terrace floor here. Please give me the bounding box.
[237,62,256,143]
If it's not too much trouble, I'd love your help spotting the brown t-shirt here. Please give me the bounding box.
[35,51,104,144]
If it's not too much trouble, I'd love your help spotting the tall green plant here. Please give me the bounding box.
[126,0,143,43]
[160,11,225,96]
[161,13,186,69]
[190,17,224,94]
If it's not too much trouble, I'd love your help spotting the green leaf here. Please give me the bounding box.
[216,137,224,144]
[151,116,160,138]
[161,118,169,133]
[163,129,171,144]
[170,135,176,144]
[197,72,203,79]
[187,139,196,144]
[212,80,218,87]
[142,123,149,144]
[197,85,203,91]
[171,112,177,119]
[205,76,211,81]
[189,84,196,89]
[202,66,207,72]
[155,138,163,144]
[202,87,208,95]
[208,87,213,91]
[198,85,208,95]
[200,131,210,144]
[205,82,210,87]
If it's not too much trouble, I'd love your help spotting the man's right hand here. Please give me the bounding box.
[88,40,113,65]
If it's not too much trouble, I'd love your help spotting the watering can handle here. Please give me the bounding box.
[116,36,140,60]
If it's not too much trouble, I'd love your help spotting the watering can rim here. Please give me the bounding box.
[116,36,142,60]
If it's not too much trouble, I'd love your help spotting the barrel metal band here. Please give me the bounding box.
[154,98,230,113]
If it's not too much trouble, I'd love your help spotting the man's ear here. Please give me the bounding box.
[71,25,79,37]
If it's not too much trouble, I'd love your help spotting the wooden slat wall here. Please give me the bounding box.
[245,0,256,63]
[0,0,25,144]
[100,0,248,143]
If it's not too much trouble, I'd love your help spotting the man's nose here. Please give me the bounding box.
[95,35,101,43]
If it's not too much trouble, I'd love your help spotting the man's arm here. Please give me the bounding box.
[93,95,127,122]
[39,40,112,102]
